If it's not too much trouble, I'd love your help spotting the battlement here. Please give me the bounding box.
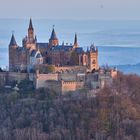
[61,80,84,94]
[0,67,117,94]
[62,81,76,84]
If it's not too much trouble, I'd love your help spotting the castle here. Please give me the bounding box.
[0,18,117,94]
[9,18,98,72]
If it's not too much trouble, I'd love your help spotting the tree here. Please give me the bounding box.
[39,65,55,74]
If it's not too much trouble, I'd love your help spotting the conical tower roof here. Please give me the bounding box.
[9,34,17,46]
[50,26,58,40]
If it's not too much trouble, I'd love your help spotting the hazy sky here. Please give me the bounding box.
[0,0,140,20]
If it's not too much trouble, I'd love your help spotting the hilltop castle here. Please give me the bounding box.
[9,18,98,72]
[3,18,118,93]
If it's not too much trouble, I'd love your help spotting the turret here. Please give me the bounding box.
[9,33,18,71]
[9,33,18,48]
[90,44,98,52]
[86,47,89,53]
[88,44,99,71]
[35,35,37,43]
[49,25,59,47]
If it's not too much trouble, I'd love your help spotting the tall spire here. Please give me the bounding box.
[28,17,34,42]
[74,33,78,47]
[9,33,17,46]
[50,25,58,40]
[29,17,34,30]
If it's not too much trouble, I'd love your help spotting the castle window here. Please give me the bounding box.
[84,56,86,62]
[92,60,96,64]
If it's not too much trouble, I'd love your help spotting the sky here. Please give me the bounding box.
[0,0,139,20]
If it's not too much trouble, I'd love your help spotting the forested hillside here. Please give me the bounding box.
[0,73,140,140]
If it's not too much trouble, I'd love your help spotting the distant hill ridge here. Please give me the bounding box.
[111,63,140,75]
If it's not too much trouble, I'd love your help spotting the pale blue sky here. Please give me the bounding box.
[0,0,140,20]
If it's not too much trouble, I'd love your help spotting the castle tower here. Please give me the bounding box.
[9,33,17,48]
[9,33,18,71]
[28,18,34,42]
[88,44,99,71]
[73,33,79,48]
[23,18,37,50]
[49,26,59,47]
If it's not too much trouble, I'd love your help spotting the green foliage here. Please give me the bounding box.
[35,88,58,100]
[9,80,17,88]
[15,116,31,129]
[7,91,20,103]
[39,65,55,74]
[18,79,33,90]
[70,51,78,65]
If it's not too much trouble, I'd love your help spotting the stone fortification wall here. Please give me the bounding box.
[36,73,58,89]
[61,81,84,94]
[0,72,28,86]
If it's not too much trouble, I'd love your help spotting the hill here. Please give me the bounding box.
[0,73,140,140]
[113,63,140,75]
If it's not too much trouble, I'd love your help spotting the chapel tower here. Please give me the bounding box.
[28,18,34,43]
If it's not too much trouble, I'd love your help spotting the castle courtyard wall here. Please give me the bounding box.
[36,73,58,89]
[0,72,28,86]
[8,72,28,83]
[61,81,84,94]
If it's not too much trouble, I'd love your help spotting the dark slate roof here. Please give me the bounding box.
[37,43,49,49]
[75,47,83,53]
[50,28,58,40]
[28,18,34,30]
[17,47,26,52]
[64,45,73,51]
[30,50,37,57]
[9,34,17,46]
[36,53,42,58]
[30,49,42,58]
[50,45,73,52]
[51,45,62,51]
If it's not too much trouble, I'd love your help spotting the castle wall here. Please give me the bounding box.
[85,73,100,89]
[0,72,28,86]
[8,72,28,83]
[55,66,87,73]
[35,72,85,93]
[0,72,7,86]
[99,72,113,88]
[36,73,58,89]
[61,81,84,94]
[45,81,61,93]
[58,73,77,81]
